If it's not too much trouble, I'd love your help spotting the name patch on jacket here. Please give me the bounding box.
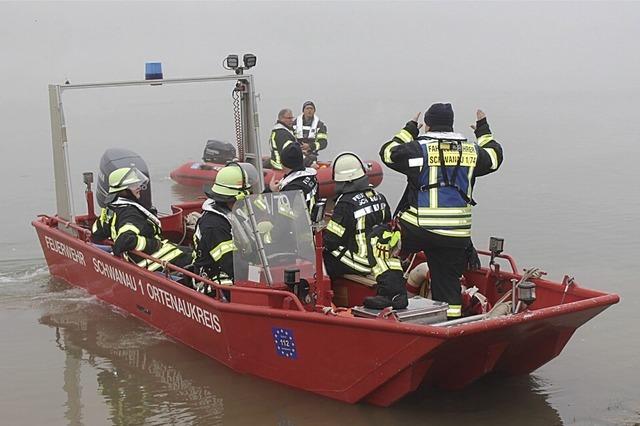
[427,144,477,167]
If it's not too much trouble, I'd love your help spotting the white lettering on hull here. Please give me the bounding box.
[44,232,223,334]
[146,283,222,333]
[44,236,86,266]
[92,258,140,292]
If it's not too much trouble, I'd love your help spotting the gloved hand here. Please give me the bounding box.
[465,242,481,270]
[369,224,401,259]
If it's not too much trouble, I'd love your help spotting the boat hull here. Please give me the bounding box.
[33,217,618,406]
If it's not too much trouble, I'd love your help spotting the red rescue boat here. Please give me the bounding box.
[34,70,619,407]
[32,206,619,406]
[170,159,384,199]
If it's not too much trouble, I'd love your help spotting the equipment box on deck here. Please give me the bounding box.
[352,296,448,325]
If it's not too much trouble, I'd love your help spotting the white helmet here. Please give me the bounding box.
[332,152,366,182]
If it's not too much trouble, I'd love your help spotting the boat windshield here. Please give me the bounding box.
[231,190,316,285]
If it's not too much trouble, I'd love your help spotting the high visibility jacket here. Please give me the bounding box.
[192,199,235,286]
[293,114,328,152]
[91,197,188,271]
[279,167,319,212]
[324,188,400,276]
[380,118,503,242]
[269,122,298,170]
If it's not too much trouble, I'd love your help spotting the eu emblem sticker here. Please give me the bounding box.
[272,327,297,359]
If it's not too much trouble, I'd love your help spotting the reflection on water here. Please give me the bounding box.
[31,277,566,426]
[39,281,224,425]
[168,182,205,205]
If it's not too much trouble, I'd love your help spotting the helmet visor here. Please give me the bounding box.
[110,167,149,193]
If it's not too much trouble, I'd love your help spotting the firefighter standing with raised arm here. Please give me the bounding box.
[293,101,328,165]
[269,108,298,170]
[323,152,408,310]
[192,163,253,296]
[379,104,504,319]
[91,167,192,271]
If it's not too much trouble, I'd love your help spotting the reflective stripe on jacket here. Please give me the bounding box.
[270,123,297,170]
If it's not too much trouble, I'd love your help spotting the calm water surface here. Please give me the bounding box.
[1,2,639,425]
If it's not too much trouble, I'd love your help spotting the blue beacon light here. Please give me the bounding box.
[145,62,163,80]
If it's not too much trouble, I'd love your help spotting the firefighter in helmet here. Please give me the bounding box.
[91,167,193,271]
[191,162,253,296]
[379,104,504,319]
[323,152,408,309]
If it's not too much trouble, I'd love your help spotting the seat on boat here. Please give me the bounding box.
[92,243,113,253]
[342,274,377,288]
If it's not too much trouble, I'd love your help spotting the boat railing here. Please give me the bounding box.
[47,215,307,312]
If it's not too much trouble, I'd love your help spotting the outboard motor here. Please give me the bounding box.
[202,140,236,163]
[96,148,152,209]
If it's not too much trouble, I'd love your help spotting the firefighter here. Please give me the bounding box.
[379,104,504,319]
[293,101,328,165]
[91,167,192,272]
[269,108,298,170]
[268,143,319,212]
[191,163,253,296]
[323,152,408,310]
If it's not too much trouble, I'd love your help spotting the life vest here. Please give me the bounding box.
[270,123,296,170]
[279,168,318,211]
[399,132,478,238]
[294,114,320,140]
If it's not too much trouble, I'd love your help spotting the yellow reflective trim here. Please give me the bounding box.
[331,248,370,266]
[210,240,236,262]
[429,166,438,207]
[147,248,182,271]
[355,217,368,258]
[407,206,472,216]
[383,141,400,164]
[447,305,462,318]
[283,140,293,149]
[399,212,472,237]
[117,224,140,237]
[484,147,499,170]
[326,220,345,237]
[330,250,372,273]
[135,236,146,251]
[110,212,118,240]
[477,134,493,147]
[151,244,178,258]
[316,133,327,140]
[271,131,283,170]
[395,129,413,143]
[372,257,402,277]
